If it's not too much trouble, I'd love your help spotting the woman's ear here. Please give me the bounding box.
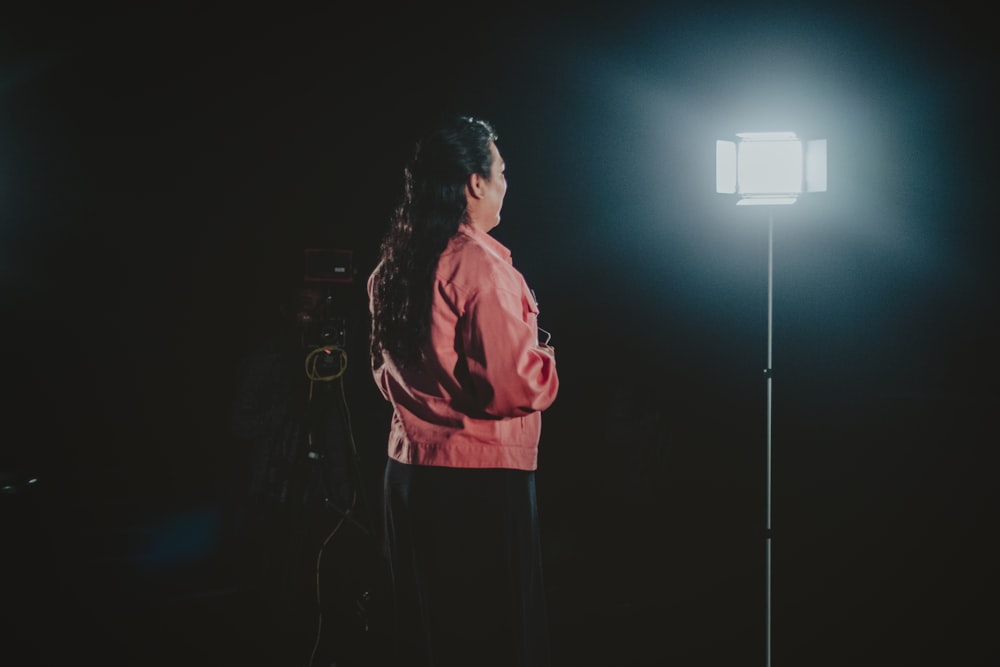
[467,172,486,199]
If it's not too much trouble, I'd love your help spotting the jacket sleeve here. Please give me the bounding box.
[460,271,559,417]
[372,362,392,401]
[367,265,393,402]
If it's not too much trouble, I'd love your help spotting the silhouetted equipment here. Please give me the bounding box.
[304,247,353,284]
[230,248,387,667]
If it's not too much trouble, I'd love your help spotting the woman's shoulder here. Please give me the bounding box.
[441,236,522,297]
[442,231,504,271]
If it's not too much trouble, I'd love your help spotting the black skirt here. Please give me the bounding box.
[382,458,551,667]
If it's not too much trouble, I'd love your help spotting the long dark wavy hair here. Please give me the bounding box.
[370,115,498,370]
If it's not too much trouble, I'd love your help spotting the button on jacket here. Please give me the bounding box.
[369,223,559,471]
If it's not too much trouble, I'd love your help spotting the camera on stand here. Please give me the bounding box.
[300,247,354,375]
[306,315,347,378]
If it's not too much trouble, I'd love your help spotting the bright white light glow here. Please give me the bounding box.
[739,138,803,195]
[716,132,827,205]
[738,196,800,206]
[805,139,827,193]
[716,140,737,194]
[737,131,797,141]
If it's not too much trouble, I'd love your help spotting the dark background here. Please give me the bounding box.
[2,2,997,666]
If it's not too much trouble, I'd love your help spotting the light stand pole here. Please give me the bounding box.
[715,131,826,667]
[765,208,774,667]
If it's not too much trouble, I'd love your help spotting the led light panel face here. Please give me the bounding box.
[716,132,826,205]
[738,139,803,195]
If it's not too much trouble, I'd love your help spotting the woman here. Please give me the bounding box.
[368,115,559,666]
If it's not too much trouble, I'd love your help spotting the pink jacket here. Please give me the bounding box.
[369,224,559,470]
